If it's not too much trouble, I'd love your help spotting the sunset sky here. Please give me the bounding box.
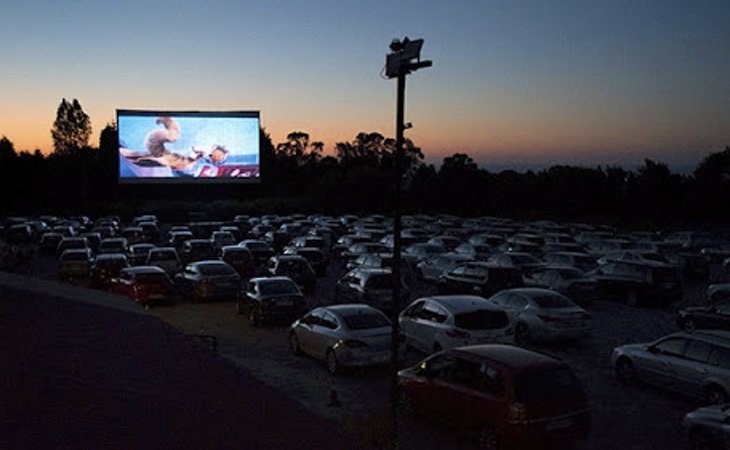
[0,0,728,171]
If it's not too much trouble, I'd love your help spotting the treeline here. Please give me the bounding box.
[1,124,730,226]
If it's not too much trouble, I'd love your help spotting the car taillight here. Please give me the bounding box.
[508,402,528,423]
[446,329,470,339]
[537,314,560,323]
[342,339,368,348]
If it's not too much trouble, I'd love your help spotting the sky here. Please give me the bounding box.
[0,0,728,171]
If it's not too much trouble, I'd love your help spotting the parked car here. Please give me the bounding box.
[57,248,93,281]
[210,231,237,251]
[335,268,405,311]
[167,230,194,250]
[677,299,730,332]
[120,227,145,245]
[89,253,129,289]
[341,242,391,262]
[109,266,179,306]
[708,284,730,304]
[402,243,446,264]
[612,330,730,405]
[180,239,218,264]
[683,403,730,450]
[454,243,493,260]
[237,276,307,326]
[127,243,157,266]
[221,245,256,279]
[283,247,328,277]
[399,296,514,354]
[289,304,392,374]
[175,260,242,302]
[97,237,129,255]
[596,250,672,266]
[398,344,591,449]
[488,288,591,345]
[522,266,599,306]
[427,236,464,252]
[238,239,276,265]
[437,262,524,298]
[39,232,64,254]
[416,253,474,282]
[542,252,598,273]
[146,247,182,275]
[55,237,89,259]
[589,260,682,307]
[487,252,545,272]
[267,255,317,294]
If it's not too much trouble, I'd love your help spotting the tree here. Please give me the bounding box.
[51,98,92,155]
[0,135,16,161]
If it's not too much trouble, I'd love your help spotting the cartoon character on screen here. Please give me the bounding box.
[120,116,204,172]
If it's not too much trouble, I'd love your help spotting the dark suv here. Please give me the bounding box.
[437,262,524,298]
[398,344,590,449]
[590,260,682,306]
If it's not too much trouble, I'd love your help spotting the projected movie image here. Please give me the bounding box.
[118,111,260,181]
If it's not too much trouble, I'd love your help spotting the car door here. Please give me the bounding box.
[637,337,688,389]
[296,310,321,356]
[400,300,426,350]
[670,338,713,398]
[415,300,449,352]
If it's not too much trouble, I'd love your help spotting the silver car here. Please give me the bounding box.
[683,403,730,450]
[416,253,474,282]
[289,304,392,375]
[487,288,591,345]
[612,330,730,405]
[399,295,514,354]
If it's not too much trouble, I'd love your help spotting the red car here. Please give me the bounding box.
[109,266,180,306]
[398,344,590,449]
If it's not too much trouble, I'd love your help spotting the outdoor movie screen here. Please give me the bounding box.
[117,110,260,183]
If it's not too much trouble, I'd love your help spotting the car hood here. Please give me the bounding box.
[614,343,647,355]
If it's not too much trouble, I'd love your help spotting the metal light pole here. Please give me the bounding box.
[385,37,431,449]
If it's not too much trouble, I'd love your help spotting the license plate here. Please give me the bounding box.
[545,417,573,430]
[277,299,294,307]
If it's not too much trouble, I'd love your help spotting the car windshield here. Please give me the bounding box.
[365,274,393,289]
[454,310,509,330]
[514,367,584,402]
[198,264,235,276]
[532,294,575,308]
[342,312,390,330]
[259,279,300,296]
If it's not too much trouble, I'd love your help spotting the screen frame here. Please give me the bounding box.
[116,109,261,185]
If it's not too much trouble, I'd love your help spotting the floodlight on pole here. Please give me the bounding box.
[385,36,431,450]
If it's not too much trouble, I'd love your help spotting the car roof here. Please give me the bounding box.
[427,295,502,313]
[322,304,382,316]
[350,267,391,276]
[676,330,730,345]
[122,266,166,274]
[503,287,561,297]
[250,276,295,283]
[189,260,228,267]
[452,344,563,370]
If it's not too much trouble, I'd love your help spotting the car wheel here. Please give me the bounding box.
[515,323,531,346]
[704,385,728,405]
[477,426,500,450]
[615,357,638,385]
[326,350,340,375]
[626,290,640,307]
[248,308,260,327]
[683,318,696,332]
[289,332,302,355]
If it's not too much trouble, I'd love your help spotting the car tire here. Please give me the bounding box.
[289,332,302,355]
[704,385,728,406]
[326,350,340,375]
[626,290,640,307]
[683,318,696,332]
[615,357,638,385]
[515,323,531,346]
[477,426,500,450]
[248,308,260,327]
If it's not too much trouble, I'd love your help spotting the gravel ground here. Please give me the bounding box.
[19,245,728,450]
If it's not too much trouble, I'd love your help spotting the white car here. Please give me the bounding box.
[399,295,514,354]
[416,253,473,282]
[487,288,591,345]
[289,304,392,374]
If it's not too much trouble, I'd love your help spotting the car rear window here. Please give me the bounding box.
[514,367,584,402]
[198,264,235,276]
[532,294,575,308]
[342,313,390,330]
[365,274,393,289]
[454,310,509,330]
[259,279,300,296]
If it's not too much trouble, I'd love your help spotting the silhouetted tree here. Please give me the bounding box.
[51,98,92,155]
